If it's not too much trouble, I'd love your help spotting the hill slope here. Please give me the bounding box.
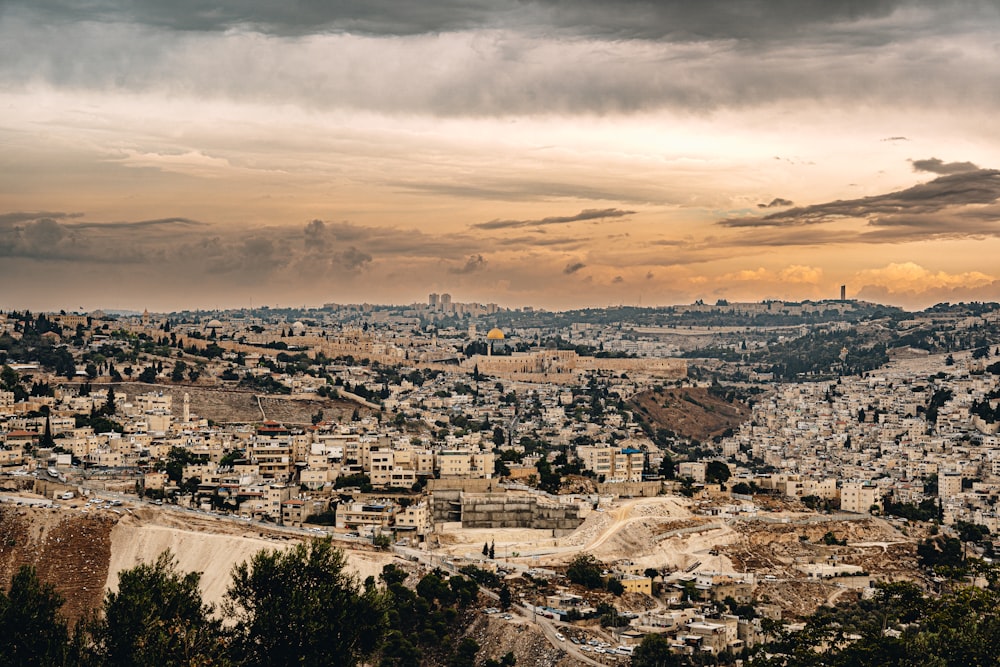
[629,386,749,442]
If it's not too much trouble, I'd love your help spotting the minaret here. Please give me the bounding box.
[183,392,190,423]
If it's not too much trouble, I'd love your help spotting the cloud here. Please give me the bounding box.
[757,198,793,209]
[881,136,909,142]
[910,157,980,175]
[0,211,83,226]
[853,262,1000,307]
[564,262,586,274]
[853,262,994,292]
[0,0,933,40]
[5,2,997,119]
[73,217,205,230]
[718,168,1000,245]
[473,208,635,231]
[0,213,214,263]
[336,247,372,271]
[720,265,823,285]
[449,253,488,274]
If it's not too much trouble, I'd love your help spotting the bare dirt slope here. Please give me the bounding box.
[0,504,115,622]
[1,501,395,620]
[106,508,395,606]
[629,387,749,441]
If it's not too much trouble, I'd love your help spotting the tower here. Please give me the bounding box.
[183,392,190,423]
[840,285,846,301]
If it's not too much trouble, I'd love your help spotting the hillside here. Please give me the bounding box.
[0,501,394,620]
[0,503,114,622]
[629,386,749,442]
[85,382,368,425]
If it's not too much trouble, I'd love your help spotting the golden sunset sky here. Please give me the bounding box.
[2,1,1000,311]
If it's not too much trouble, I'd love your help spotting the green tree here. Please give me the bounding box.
[88,550,226,667]
[498,584,512,610]
[483,651,516,667]
[659,453,675,479]
[566,554,604,589]
[449,637,479,667]
[102,386,116,416]
[0,364,20,391]
[731,481,753,495]
[705,460,731,484]
[164,446,201,484]
[631,633,684,667]
[40,416,55,448]
[0,565,69,667]
[224,537,386,667]
[171,360,188,382]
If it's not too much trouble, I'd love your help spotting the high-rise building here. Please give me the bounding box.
[428,293,439,309]
[440,293,452,313]
[840,285,846,301]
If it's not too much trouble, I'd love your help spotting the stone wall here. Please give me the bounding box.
[432,491,585,536]
[596,481,663,498]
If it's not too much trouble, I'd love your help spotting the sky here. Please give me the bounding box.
[2,0,1000,313]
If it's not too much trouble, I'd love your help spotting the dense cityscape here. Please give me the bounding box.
[4,1,1000,664]
[1,297,998,665]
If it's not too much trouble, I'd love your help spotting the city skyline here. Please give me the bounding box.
[2,1,1000,312]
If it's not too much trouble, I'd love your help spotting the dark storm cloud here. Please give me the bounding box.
[718,168,1000,229]
[3,0,937,41]
[0,213,212,262]
[2,1,996,118]
[910,158,980,175]
[474,208,634,231]
[449,254,488,274]
[757,198,794,209]
[11,0,498,37]
[564,262,586,274]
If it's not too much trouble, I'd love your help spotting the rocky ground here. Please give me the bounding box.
[466,616,581,667]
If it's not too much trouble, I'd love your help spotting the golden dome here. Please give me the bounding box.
[486,328,505,340]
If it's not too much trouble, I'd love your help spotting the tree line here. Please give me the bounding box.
[0,537,503,667]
